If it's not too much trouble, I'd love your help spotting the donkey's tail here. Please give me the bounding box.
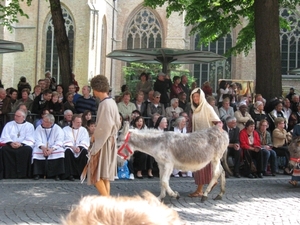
[221,148,233,176]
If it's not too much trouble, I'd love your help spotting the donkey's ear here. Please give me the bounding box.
[123,121,130,134]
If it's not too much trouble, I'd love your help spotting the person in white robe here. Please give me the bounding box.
[0,109,35,179]
[32,113,65,180]
[63,114,89,181]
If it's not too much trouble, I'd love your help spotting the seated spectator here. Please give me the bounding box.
[223,116,241,178]
[219,98,234,122]
[289,103,300,131]
[75,85,97,114]
[132,116,154,179]
[282,98,292,122]
[170,116,192,177]
[179,111,191,133]
[12,88,33,113]
[0,109,35,179]
[31,89,52,117]
[239,120,264,178]
[251,101,267,129]
[63,92,76,113]
[178,91,188,112]
[8,88,18,107]
[147,91,166,119]
[149,112,160,128]
[206,96,220,118]
[29,85,42,100]
[62,114,89,181]
[86,120,96,148]
[129,110,142,127]
[62,192,182,225]
[165,98,183,122]
[48,91,64,116]
[154,116,168,131]
[292,123,300,138]
[272,117,292,175]
[268,100,288,132]
[234,102,254,130]
[256,119,277,176]
[58,109,73,128]
[32,113,65,181]
[0,88,12,135]
[81,110,93,128]
[117,91,136,121]
[290,94,299,113]
[34,109,50,128]
[133,91,147,116]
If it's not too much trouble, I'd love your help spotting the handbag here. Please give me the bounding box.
[245,150,257,173]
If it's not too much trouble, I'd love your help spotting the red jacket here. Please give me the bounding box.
[239,128,261,150]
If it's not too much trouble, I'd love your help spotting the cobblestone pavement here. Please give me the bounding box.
[0,175,299,225]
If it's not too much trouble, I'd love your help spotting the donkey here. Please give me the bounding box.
[117,122,231,202]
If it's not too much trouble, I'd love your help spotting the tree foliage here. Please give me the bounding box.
[144,0,299,56]
[0,0,32,31]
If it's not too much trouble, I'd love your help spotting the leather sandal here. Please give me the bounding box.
[289,180,298,187]
[188,192,203,197]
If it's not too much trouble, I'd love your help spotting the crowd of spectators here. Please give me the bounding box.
[0,71,298,183]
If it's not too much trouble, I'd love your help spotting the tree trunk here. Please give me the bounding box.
[49,0,72,95]
[254,0,281,101]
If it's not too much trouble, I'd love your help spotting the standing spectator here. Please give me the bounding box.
[31,89,52,117]
[75,85,97,114]
[38,79,46,92]
[62,114,89,181]
[179,75,190,101]
[286,87,296,102]
[223,116,241,178]
[0,109,35,178]
[188,88,220,197]
[63,92,76,113]
[68,84,81,104]
[153,72,172,108]
[136,72,152,101]
[17,76,31,99]
[29,85,42,101]
[202,81,212,98]
[147,91,166,118]
[117,91,136,121]
[83,75,121,196]
[32,113,65,180]
[170,76,183,99]
[71,73,80,93]
[0,88,11,135]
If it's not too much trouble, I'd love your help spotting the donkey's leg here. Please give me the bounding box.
[157,162,179,200]
[201,159,223,202]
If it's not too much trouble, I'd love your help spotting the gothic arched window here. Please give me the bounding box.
[45,7,74,83]
[280,8,300,75]
[126,8,162,49]
[193,34,232,92]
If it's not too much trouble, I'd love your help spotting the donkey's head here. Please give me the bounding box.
[288,137,300,168]
[117,121,134,160]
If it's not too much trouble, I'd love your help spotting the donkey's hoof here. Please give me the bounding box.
[213,195,222,201]
[200,196,208,202]
[175,192,180,199]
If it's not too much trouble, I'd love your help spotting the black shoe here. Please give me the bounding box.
[272,173,276,176]
[34,175,39,180]
[148,175,154,179]
[69,176,75,181]
[234,173,241,178]
[257,173,263,178]
[55,175,60,181]
[136,175,143,179]
[247,174,254,179]
[252,173,258,178]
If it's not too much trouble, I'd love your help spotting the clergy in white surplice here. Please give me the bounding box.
[62,114,89,181]
[32,113,65,180]
[0,109,35,179]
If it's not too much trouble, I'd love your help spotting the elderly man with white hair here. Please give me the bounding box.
[165,98,183,122]
[0,109,35,179]
[32,113,65,181]
[58,109,73,128]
